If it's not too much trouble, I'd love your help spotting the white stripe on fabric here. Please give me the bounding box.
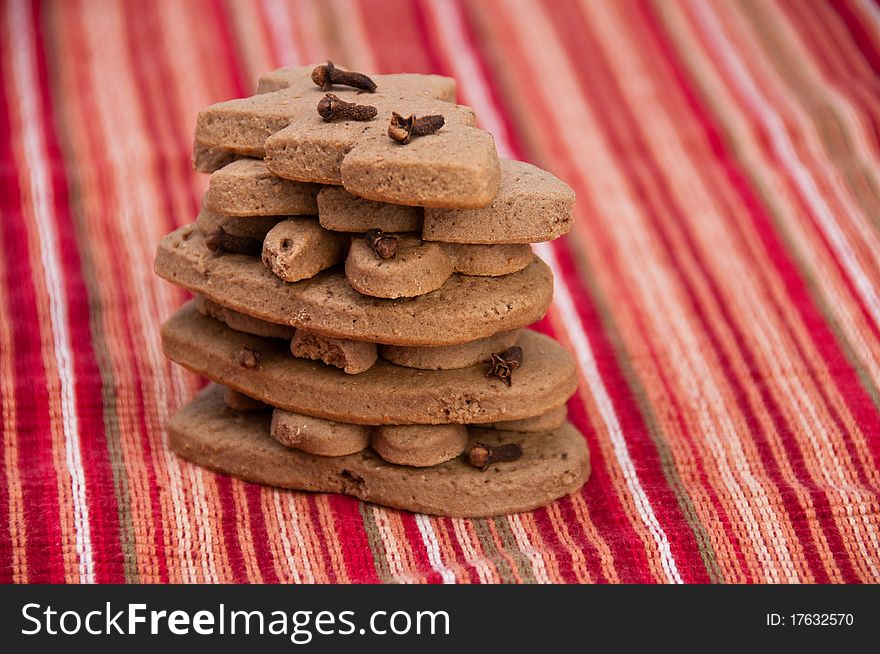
[8,0,95,584]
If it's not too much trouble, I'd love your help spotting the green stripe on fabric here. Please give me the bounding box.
[358,503,392,582]
[470,519,517,583]
[492,518,538,584]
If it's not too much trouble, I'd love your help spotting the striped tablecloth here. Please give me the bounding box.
[2,0,879,584]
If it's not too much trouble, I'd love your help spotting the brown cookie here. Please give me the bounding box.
[195,65,500,208]
[379,330,520,370]
[271,408,370,457]
[198,292,513,375]
[262,218,348,283]
[197,295,377,373]
[223,387,268,412]
[196,206,282,241]
[155,226,553,346]
[345,234,454,299]
[316,160,573,244]
[204,158,319,217]
[290,330,377,375]
[346,235,534,299]
[194,295,295,339]
[193,141,239,173]
[443,242,533,276]
[422,159,575,244]
[371,424,468,467]
[170,385,590,517]
[488,405,568,433]
[161,302,576,425]
[337,120,500,209]
[317,187,422,233]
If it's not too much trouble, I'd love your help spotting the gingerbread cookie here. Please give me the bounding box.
[161,302,577,425]
[488,406,568,433]
[170,385,590,517]
[193,141,239,174]
[317,187,422,233]
[223,387,268,412]
[371,424,468,467]
[196,207,282,242]
[271,408,370,457]
[345,234,453,299]
[155,226,553,346]
[444,242,533,276]
[198,293,517,374]
[346,235,533,299]
[195,65,500,208]
[262,218,348,283]
[290,330,377,375]
[422,159,575,244]
[315,160,574,244]
[195,295,295,339]
[197,296,378,374]
[204,158,319,217]
[379,330,520,370]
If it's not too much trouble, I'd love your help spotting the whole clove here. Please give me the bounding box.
[238,347,261,370]
[204,227,263,256]
[365,229,399,259]
[388,112,445,144]
[468,442,523,471]
[485,346,524,386]
[317,93,378,122]
[311,61,377,93]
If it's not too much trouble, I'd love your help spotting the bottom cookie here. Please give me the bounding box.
[170,385,590,517]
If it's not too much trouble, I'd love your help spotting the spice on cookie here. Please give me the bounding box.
[204,227,263,256]
[237,346,261,370]
[311,61,377,93]
[365,229,399,260]
[388,112,445,144]
[485,345,524,386]
[317,93,378,122]
[468,442,524,471]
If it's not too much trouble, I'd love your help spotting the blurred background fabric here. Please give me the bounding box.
[1,0,880,583]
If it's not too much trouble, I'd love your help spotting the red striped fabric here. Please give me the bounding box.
[1,0,879,583]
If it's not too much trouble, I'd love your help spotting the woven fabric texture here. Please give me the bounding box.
[2,0,880,583]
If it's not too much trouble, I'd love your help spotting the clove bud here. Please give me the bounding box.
[388,112,445,144]
[238,347,261,370]
[365,229,399,259]
[205,227,263,256]
[468,442,523,471]
[311,61,377,93]
[485,346,524,386]
[317,93,378,122]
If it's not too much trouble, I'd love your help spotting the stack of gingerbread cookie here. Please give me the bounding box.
[155,63,590,517]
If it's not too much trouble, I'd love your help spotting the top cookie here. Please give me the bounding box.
[204,158,319,217]
[195,64,501,208]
